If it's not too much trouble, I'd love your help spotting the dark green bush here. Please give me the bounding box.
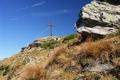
[21,58,30,65]
[0,65,10,76]
[63,34,80,42]
[21,47,27,52]
[67,39,80,46]
[40,40,59,49]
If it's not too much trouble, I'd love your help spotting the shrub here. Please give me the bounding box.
[0,65,10,76]
[67,39,80,47]
[40,40,59,49]
[21,58,30,65]
[21,47,27,52]
[63,34,80,42]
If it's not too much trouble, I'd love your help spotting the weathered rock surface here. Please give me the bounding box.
[86,63,114,72]
[76,0,120,35]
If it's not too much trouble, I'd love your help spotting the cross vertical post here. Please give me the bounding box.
[48,23,54,36]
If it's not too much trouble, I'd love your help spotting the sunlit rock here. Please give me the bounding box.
[76,0,120,35]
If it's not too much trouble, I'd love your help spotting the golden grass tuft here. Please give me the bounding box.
[45,46,67,69]
[19,63,46,80]
[74,40,112,59]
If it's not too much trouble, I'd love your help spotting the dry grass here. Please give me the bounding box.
[74,39,112,59]
[19,63,46,80]
[100,74,118,80]
[0,76,7,80]
[0,36,119,80]
[11,61,22,72]
[62,72,79,80]
[112,58,120,66]
[45,45,67,69]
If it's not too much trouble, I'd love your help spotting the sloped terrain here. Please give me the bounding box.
[1,0,120,79]
[0,34,120,80]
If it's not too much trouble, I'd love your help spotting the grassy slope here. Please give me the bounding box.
[0,34,120,80]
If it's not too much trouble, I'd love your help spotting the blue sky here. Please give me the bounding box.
[0,0,91,59]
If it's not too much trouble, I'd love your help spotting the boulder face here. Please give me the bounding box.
[76,0,120,35]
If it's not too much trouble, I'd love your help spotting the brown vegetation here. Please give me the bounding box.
[75,40,112,59]
[19,63,46,80]
[0,35,120,80]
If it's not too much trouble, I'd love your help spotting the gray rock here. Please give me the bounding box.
[76,0,120,35]
[86,63,114,72]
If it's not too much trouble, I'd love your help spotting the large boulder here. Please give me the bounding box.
[76,0,120,35]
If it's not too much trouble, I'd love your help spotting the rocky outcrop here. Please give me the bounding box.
[76,0,120,35]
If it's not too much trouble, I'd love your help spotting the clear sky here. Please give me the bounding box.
[0,0,91,59]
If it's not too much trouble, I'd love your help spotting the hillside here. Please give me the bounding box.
[1,0,120,80]
[0,34,120,80]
